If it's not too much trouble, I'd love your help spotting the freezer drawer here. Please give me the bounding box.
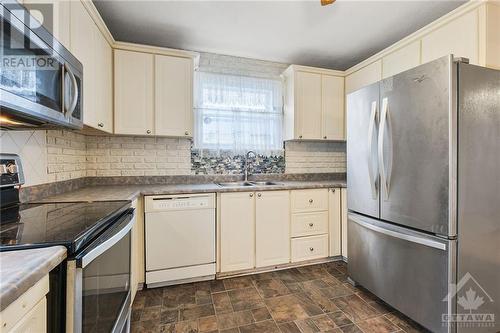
[348,212,455,333]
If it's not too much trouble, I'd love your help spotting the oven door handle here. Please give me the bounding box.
[75,209,135,268]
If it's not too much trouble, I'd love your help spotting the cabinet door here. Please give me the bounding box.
[296,71,322,139]
[345,60,382,94]
[328,188,341,256]
[220,192,255,272]
[321,75,344,140]
[255,191,290,267]
[93,27,113,133]
[8,298,47,333]
[155,55,193,137]
[70,0,95,127]
[114,50,154,136]
[421,9,479,65]
[382,41,421,78]
[341,188,348,258]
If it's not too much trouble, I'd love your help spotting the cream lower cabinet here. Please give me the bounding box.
[341,188,348,259]
[255,191,290,267]
[328,188,342,257]
[130,197,144,304]
[219,192,256,272]
[0,275,49,333]
[290,189,330,263]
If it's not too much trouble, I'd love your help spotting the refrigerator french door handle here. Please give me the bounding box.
[378,97,392,199]
[367,101,378,199]
[349,213,447,251]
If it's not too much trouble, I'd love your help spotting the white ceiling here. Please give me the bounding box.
[93,0,465,70]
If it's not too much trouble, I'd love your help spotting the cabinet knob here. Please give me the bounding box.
[98,122,104,128]
[323,136,327,139]
[332,188,336,193]
[249,193,254,197]
[146,130,151,134]
[257,193,262,198]
[185,131,189,135]
[299,135,303,139]
[309,247,314,252]
[309,199,313,203]
[309,223,314,227]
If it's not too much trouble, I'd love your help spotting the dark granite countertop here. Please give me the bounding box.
[0,246,67,311]
[31,180,346,203]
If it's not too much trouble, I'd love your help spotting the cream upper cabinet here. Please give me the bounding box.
[70,0,95,126]
[283,66,345,141]
[421,9,479,65]
[321,75,345,140]
[328,188,341,257]
[296,71,322,139]
[114,50,154,136]
[255,191,290,267]
[220,192,255,272]
[345,60,382,94]
[382,41,421,79]
[93,25,113,133]
[155,55,194,137]
[70,0,113,133]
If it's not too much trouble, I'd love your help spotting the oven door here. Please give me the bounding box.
[67,209,135,333]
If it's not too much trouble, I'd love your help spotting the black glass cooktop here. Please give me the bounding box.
[0,201,131,254]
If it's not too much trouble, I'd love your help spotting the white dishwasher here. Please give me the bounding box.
[145,193,216,287]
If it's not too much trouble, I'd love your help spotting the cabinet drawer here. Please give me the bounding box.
[291,189,328,212]
[291,212,328,237]
[291,234,329,262]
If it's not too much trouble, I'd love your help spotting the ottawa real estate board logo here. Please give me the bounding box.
[442,272,495,329]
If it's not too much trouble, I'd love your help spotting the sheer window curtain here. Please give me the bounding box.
[194,71,284,155]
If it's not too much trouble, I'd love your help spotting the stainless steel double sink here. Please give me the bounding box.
[216,181,284,188]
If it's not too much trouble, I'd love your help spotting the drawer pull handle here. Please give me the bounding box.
[309,199,313,203]
[309,247,314,252]
[309,223,314,227]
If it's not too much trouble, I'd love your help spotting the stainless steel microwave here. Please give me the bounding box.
[0,1,83,129]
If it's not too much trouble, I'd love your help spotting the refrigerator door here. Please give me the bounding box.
[348,212,455,333]
[457,63,500,333]
[378,55,456,236]
[347,82,380,218]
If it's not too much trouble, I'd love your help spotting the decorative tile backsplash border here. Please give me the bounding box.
[191,149,285,175]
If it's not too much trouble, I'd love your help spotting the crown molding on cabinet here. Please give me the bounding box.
[283,65,345,77]
[81,0,115,46]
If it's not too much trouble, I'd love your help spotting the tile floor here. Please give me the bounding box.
[131,261,430,333]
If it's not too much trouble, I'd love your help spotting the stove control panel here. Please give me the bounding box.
[0,154,24,188]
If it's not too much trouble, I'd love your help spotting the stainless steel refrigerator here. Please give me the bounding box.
[346,55,499,333]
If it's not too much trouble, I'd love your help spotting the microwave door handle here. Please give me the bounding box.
[76,210,134,268]
[64,63,79,115]
[367,101,378,199]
